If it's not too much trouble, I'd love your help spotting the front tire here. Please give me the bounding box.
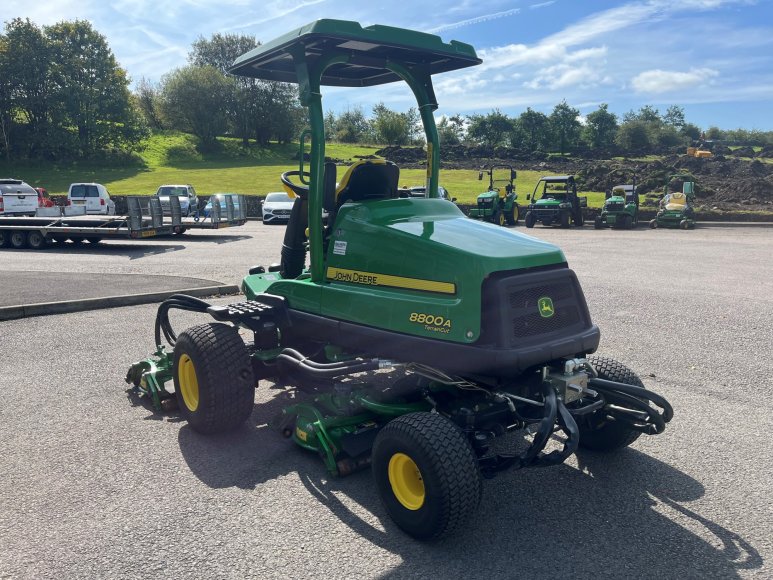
[579,356,645,451]
[372,412,482,540]
[525,211,535,228]
[560,211,570,228]
[173,323,255,434]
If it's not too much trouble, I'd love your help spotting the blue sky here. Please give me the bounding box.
[3,0,772,129]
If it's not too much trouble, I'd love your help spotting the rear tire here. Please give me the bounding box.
[27,231,48,250]
[173,323,255,434]
[372,412,482,540]
[10,231,27,249]
[579,356,645,452]
[525,211,535,228]
[560,211,570,228]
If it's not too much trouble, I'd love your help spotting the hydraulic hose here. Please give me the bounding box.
[589,377,674,422]
[276,349,380,379]
[154,294,212,347]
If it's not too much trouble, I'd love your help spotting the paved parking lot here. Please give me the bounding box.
[1,222,772,578]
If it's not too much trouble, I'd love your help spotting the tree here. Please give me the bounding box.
[46,20,144,156]
[517,108,550,151]
[663,105,686,129]
[1,18,52,157]
[329,107,371,143]
[615,120,651,152]
[162,66,233,150]
[135,77,165,130]
[549,100,581,155]
[437,114,466,145]
[583,103,618,150]
[189,33,303,146]
[372,103,415,145]
[681,123,702,141]
[466,109,515,147]
[624,105,660,124]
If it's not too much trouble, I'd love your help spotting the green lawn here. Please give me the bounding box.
[0,131,606,206]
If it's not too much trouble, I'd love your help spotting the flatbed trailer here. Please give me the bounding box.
[0,194,248,250]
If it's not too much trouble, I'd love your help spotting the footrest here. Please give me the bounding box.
[207,300,276,322]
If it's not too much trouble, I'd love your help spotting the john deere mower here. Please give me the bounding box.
[651,174,697,229]
[126,20,673,541]
[524,175,586,228]
[468,164,518,226]
[595,176,639,230]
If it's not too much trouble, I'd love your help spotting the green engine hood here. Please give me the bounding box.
[476,190,498,202]
[534,198,562,207]
[243,198,566,344]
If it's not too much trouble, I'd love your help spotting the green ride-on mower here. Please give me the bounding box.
[468,164,519,226]
[651,174,697,229]
[126,19,673,541]
[594,176,639,230]
[524,175,586,228]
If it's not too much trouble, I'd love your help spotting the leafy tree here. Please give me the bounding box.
[189,33,302,146]
[615,120,651,152]
[517,108,551,151]
[624,105,660,124]
[162,65,233,150]
[705,126,724,140]
[1,18,52,157]
[549,100,581,155]
[583,103,618,150]
[681,123,702,141]
[436,114,466,145]
[329,107,371,143]
[135,77,165,130]
[663,105,686,129]
[46,20,143,156]
[372,103,415,145]
[466,109,514,147]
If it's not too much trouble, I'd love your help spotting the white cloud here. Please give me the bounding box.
[631,68,720,93]
[427,7,521,34]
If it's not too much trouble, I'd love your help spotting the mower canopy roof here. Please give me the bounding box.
[229,19,481,86]
[539,176,574,184]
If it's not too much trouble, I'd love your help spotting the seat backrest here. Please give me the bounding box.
[336,160,399,206]
[665,192,687,210]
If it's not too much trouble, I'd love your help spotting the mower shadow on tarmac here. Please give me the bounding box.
[307,446,760,578]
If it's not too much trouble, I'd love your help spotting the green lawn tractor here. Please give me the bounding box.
[126,19,673,541]
[650,174,697,229]
[468,164,519,226]
[524,175,586,228]
[594,176,639,230]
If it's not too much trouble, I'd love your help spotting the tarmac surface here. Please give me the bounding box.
[1,220,772,579]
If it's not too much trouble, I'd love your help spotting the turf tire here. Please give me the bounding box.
[173,322,255,434]
[372,412,482,541]
[525,211,535,228]
[579,355,645,452]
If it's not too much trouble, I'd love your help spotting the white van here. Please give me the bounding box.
[67,183,116,215]
[0,178,39,216]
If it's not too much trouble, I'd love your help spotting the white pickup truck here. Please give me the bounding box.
[0,178,39,216]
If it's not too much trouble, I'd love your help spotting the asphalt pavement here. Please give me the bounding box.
[1,221,772,578]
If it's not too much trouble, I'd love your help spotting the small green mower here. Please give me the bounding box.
[467,164,518,226]
[524,175,586,228]
[595,176,639,230]
[650,174,697,229]
[127,19,673,541]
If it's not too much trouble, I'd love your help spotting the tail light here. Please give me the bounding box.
[100,198,105,205]
[66,199,71,206]
[0,198,4,211]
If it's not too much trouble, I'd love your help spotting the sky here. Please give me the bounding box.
[3,0,773,130]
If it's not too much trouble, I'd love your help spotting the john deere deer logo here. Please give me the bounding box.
[538,296,555,318]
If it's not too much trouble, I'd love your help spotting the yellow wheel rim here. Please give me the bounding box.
[388,453,425,510]
[499,212,505,226]
[178,354,199,412]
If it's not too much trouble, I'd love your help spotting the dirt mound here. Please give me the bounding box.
[374,146,426,164]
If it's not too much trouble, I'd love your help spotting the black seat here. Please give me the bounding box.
[336,160,399,206]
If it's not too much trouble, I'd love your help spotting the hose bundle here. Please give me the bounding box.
[154,294,212,347]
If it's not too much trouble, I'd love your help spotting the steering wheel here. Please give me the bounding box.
[281,170,311,198]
